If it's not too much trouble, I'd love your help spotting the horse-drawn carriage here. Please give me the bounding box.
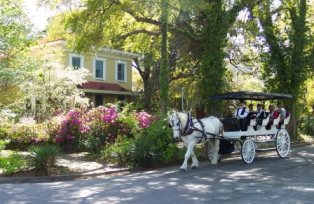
[169,91,293,171]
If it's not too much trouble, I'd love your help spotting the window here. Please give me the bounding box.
[95,94,104,107]
[93,58,106,80]
[69,53,84,69]
[117,95,125,101]
[115,61,127,82]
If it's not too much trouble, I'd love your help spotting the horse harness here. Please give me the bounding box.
[180,113,221,143]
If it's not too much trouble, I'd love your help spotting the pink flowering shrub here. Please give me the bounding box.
[135,111,152,128]
[55,109,89,151]
[52,105,155,153]
[74,106,122,153]
[102,106,118,124]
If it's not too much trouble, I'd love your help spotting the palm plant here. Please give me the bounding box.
[131,135,156,167]
[28,144,61,176]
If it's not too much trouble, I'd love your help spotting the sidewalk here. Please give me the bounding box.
[56,152,129,175]
[0,152,130,184]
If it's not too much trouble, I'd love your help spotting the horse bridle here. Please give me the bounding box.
[171,112,193,136]
[170,113,182,132]
[171,112,215,139]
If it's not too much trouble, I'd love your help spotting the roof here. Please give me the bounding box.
[79,81,130,92]
[35,39,141,58]
[211,91,293,101]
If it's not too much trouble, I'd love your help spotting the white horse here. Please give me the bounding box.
[168,111,223,171]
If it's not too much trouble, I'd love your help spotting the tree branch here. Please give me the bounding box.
[118,29,160,39]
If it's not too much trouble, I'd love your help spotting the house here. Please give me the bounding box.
[32,39,140,106]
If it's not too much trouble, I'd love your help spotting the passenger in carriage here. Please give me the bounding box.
[248,103,254,112]
[266,104,275,130]
[247,103,257,127]
[276,103,287,128]
[234,99,249,131]
[255,104,266,130]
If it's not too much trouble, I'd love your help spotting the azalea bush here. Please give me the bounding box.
[54,109,88,151]
[135,111,153,128]
[52,104,156,153]
[83,106,118,153]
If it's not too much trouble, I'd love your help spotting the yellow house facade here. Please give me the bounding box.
[32,39,140,106]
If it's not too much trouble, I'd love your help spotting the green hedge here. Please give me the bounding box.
[102,118,183,168]
[299,116,314,136]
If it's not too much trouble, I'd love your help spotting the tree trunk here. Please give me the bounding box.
[160,0,169,114]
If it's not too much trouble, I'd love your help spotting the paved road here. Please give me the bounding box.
[1,145,314,204]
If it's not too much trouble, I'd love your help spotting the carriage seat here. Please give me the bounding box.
[284,112,290,125]
[261,114,270,126]
[249,118,256,126]
[221,118,241,131]
[247,111,257,119]
[264,112,270,118]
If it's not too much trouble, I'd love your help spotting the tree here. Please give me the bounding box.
[18,62,90,122]
[254,0,310,98]
[41,0,255,114]
[160,0,169,114]
[169,0,254,114]
[238,0,312,138]
[0,0,34,91]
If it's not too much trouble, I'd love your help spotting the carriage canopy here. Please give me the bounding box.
[211,91,293,101]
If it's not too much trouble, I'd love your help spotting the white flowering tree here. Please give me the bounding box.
[18,62,90,122]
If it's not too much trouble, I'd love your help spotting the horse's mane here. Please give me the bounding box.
[177,112,188,130]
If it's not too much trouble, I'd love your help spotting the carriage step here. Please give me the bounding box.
[256,148,276,151]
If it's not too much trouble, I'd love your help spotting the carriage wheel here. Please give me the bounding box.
[241,139,256,164]
[276,129,290,158]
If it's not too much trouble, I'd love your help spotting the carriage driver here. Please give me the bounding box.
[234,99,249,131]
[234,99,249,119]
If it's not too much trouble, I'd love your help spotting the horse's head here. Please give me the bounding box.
[168,111,182,139]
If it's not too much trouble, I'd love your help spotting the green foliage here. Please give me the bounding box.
[130,133,156,167]
[256,0,310,105]
[28,144,61,176]
[0,0,35,92]
[0,139,8,151]
[130,118,180,167]
[0,126,9,141]
[299,116,314,136]
[102,136,133,167]
[143,118,178,164]
[160,0,169,113]
[0,151,27,175]
[305,77,314,110]
[0,124,51,150]
[102,117,180,167]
